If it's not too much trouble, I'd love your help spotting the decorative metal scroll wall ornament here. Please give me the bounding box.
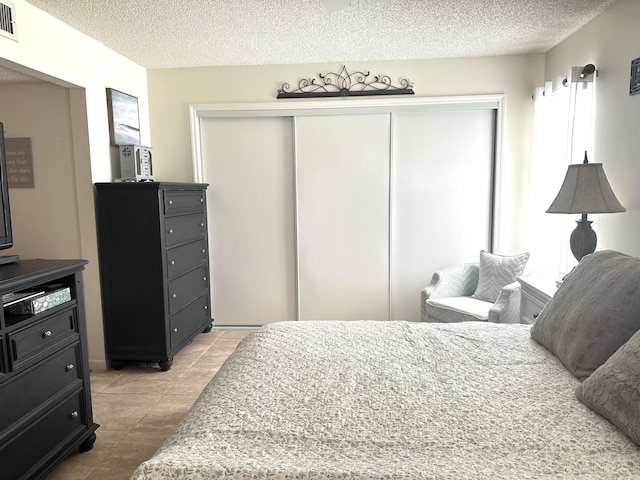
[277,66,414,98]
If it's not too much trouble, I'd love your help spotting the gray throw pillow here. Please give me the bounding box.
[576,329,640,446]
[471,250,529,303]
[531,250,640,379]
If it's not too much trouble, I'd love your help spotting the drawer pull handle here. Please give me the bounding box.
[168,200,173,205]
[43,330,52,338]
[66,364,75,372]
[168,229,174,234]
[204,305,208,311]
[70,411,79,419]
[200,198,203,203]
[172,293,177,298]
[173,327,178,333]
[202,249,206,254]
[203,277,207,282]
[170,260,175,266]
[200,222,205,227]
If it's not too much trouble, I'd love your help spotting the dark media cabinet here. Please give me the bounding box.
[0,259,98,480]
[95,182,213,371]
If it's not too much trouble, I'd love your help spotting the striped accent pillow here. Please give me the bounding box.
[472,250,529,303]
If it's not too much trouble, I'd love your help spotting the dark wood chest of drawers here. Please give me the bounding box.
[95,182,213,371]
[0,259,98,480]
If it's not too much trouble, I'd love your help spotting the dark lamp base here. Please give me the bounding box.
[570,219,597,262]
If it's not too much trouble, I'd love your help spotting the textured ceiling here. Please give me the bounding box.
[22,0,619,69]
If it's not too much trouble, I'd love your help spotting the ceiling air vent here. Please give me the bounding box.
[0,1,17,42]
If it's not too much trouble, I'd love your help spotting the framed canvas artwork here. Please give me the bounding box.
[106,88,141,145]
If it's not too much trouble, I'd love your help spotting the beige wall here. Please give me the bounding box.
[0,83,81,258]
[0,0,150,368]
[544,0,640,256]
[148,55,545,253]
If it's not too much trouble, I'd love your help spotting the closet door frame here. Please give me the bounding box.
[189,95,505,322]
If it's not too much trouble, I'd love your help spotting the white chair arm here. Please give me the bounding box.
[422,263,479,299]
[421,263,479,321]
[488,281,521,324]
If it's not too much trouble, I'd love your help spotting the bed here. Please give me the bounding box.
[131,251,640,479]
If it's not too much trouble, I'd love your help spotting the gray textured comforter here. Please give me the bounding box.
[131,320,640,479]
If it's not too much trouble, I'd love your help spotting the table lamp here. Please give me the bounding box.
[546,152,625,261]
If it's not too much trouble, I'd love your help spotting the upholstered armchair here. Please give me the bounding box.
[420,251,529,324]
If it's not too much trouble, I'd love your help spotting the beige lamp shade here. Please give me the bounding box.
[546,163,626,214]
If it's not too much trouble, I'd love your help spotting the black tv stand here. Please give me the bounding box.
[0,255,19,266]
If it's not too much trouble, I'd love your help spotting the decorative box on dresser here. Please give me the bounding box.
[517,276,559,324]
[0,259,98,480]
[95,182,213,371]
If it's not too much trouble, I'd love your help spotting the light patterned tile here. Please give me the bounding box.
[99,370,179,395]
[85,467,132,480]
[164,367,220,396]
[176,340,211,355]
[85,431,169,480]
[92,393,162,431]
[191,330,220,343]
[47,462,94,480]
[219,329,257,339]
[47,426,128,479]
[134,394,200,434]
[208,343,240,357]
[89,370,122,394]
[213,338,244,347]
[191,353,228,370]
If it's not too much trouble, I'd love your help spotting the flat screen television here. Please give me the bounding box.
[0,122,17,265]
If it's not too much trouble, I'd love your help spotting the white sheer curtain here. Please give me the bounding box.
[527,70,596,276]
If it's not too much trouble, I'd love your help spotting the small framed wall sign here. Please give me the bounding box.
[631,57,640,96]
[106,88,141,145]
[5,137,35,188]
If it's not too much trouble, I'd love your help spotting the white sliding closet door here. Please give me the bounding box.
[296,114,391,320]
[391,110,495,322]
[200,116,296,326]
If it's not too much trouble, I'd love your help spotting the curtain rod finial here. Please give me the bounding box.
[580,64,596,79]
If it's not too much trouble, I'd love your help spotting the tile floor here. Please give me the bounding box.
[47,328,253,480]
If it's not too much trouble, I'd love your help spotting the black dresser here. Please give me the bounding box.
[95,182,213,371]
[0,259,98,480]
